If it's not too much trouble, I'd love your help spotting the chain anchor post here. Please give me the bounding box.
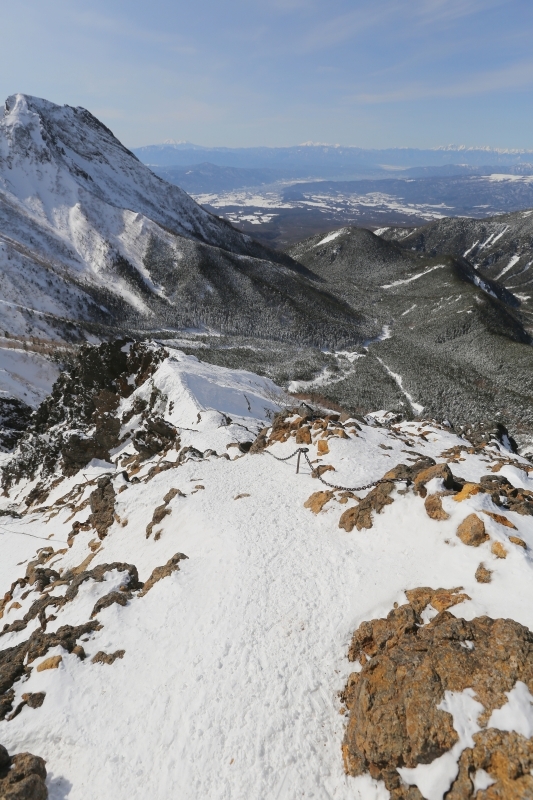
[296,447,309,474]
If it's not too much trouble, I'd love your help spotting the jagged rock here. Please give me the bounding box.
[295,426,311,445]
[133,416,176,460]
[91,650,125,665]
[249,428,268,454]
[475,563,493,583]
[88,476,116,540]
[424,493,449,520]
[146,504,172,538]
[312,464,335,479]
[339,481,393,531]
[412,463,454,496]
[457,513,489,546]
[145,489,181,538]
[404,587,471,614]
[1,341,167,489]
[0,744,47,800]
[0,398,32,453]
[317,439,329,455]
[304,491,334,514]
[139,553,188,596]
[342,595,533,798]
[509,535,527,549]
[90,592,130,618]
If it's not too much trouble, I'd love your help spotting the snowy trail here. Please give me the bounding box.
[2,349,533,799]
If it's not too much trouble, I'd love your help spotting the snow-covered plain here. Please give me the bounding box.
[1,350,533,799]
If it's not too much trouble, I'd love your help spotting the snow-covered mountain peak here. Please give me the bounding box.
[0,94,365,353]
[0,93,217,240]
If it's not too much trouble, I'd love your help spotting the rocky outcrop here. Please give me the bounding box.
[1,340,167,489]
[88,477,116,540]
[0,743,47,800]
[341,592,533,799]
[0,622,99,720]
[139,553,188,597]
[448,728,533,798]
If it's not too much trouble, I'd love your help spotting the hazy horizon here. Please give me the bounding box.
[2,1,532,151]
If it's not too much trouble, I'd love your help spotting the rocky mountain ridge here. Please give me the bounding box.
[1,340,533,799]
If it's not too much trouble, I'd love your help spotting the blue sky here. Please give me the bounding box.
[2,0,533,149]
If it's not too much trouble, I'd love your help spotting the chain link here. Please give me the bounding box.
[264,446,411,493]
[264,447,305,462]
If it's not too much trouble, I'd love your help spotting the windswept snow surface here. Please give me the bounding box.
[2,351,533,799]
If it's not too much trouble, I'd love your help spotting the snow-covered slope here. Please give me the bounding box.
[1,341,533,799]
[0,94,366,348]
[378,210,533,323]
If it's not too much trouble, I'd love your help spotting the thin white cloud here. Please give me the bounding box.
[349,59,533,103]
[69,9,196,54]
[297,0,506,52]
[415,0,505,24]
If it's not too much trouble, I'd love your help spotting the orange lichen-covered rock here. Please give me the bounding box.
[457,514,489,546]
[304,491,334,514]
[317,439,330,455]
[424,494,450,521]
[453,483,481,502]
[341,596,533,799]
[482,510,517,529]
[509,536,527,549]
[491,541,508,559]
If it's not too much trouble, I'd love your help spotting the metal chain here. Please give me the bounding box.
[264,446,411,493]
[264,447,305,462]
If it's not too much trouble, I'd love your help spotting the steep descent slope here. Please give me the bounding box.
[0,94,370,348]
[287,227,533,446]
[1,341,533,799]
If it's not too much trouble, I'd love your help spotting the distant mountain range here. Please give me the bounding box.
[133,142,533,171]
